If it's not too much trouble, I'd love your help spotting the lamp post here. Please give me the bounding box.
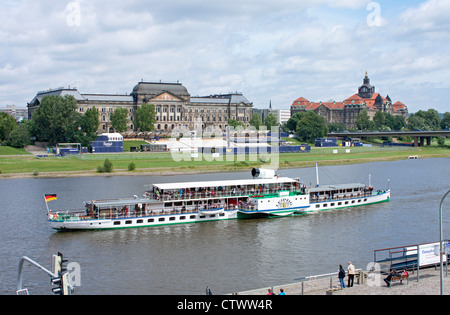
[439,189,450,295]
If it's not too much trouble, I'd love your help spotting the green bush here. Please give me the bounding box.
[103,159,113,173]
[97,159,113,173]
[128,162,136,171]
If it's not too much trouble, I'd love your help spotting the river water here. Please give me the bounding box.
[0,158,449,295]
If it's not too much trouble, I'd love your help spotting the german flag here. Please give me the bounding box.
[44,194,57,202]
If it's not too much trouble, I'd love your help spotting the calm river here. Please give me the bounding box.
[0,158,449,295]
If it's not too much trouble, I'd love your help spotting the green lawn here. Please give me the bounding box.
[0,144,448,176]
[0,146,30,156]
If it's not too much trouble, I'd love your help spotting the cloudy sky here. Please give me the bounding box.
[1,0,449,113]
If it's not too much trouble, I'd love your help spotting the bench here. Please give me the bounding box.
[388,274,409,287]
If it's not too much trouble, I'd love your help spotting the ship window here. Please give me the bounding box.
[180,216,186,220]
[125,220,132,224]
[364,198,367,202]
[190,215,196,219]
[345,201,349,205]
[316,204,320,208]
[338,202,342,205]
[159,218,165,222]
[137,219,143,224]
[331,203,335,206]
[169,217,176,221]
[114,221,120,225]
[209,215,215,218]
[358,199,362,203]
[148,219,154,223]
[219,213,225,217]
[351,200,355,204]
[200,215,206,219]
[323,204,327,207]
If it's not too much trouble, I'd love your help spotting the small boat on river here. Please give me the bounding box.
[46,167,390,231]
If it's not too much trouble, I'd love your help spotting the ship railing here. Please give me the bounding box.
[311,191,375,201]
[153,187,300,202]
[50,205,238,221]
[238,205,257,211]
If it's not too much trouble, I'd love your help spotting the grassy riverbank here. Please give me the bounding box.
[0,145,449,179]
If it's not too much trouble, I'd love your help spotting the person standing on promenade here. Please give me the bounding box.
[347,261,356,287]
[338,264,346,288]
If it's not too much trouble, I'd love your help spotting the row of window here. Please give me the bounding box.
[112,213,226,225]
[315,198,367,208]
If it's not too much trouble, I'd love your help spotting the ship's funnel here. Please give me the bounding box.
[251,168,275,179]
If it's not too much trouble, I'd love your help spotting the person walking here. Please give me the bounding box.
[338,264,346,288]
[347,261,356,287]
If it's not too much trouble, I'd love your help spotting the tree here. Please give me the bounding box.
[31,95,79,144]
[249,113,263,129]
[0,112,17,142]
[355,110,374,131]
[65,107,100,146]
[264,113,278,130]
[412,109,441,130]
[373,111,385,130]
[392,115,406,131]
[227,118,244,129]
[110,107,129,133]
[5,120,30,148]
[285,112,304,132]
[327,122,346,133]
[81,107,100,135]
[135,103,156,132]
[440,112,450,129]
[295,111,328,143]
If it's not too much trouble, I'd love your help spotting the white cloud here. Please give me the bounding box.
[0,0,449,113]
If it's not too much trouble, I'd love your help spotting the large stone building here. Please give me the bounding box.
[291,73,408,128]
[28,81,253,133]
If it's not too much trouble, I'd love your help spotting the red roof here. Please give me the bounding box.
[293,93,407,112]
[291,97,310,107]
[393,101,407,111]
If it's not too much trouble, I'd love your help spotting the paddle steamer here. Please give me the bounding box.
[47,168,390,230]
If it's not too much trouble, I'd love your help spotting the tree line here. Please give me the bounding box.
[0,95,157,148]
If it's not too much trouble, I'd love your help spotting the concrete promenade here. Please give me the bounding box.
[234,268,450,295]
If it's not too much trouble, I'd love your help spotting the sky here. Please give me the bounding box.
[1,0,449,113]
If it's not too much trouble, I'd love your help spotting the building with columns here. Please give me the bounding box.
[28,81,253,133]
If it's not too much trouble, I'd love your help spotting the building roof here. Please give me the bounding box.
[292,97,311,107]
[191,93,252,105]
[82,94,133,102]
[291,98,344,110]
[393,101,407,112]
[131,82,190,97]
[29,88,85,105]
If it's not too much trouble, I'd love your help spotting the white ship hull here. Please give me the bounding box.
[48,210,238,231]
[306,189,390,213]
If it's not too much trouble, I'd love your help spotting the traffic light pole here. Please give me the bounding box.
[17,256,58,293]
[17,252,73,295]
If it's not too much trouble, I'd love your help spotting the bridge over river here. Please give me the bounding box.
[329,130,450,147]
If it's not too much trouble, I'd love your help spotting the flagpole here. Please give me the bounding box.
[43,194,50,213]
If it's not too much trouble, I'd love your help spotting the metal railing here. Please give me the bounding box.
[294,269,364,295]
[151,187,301,202]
